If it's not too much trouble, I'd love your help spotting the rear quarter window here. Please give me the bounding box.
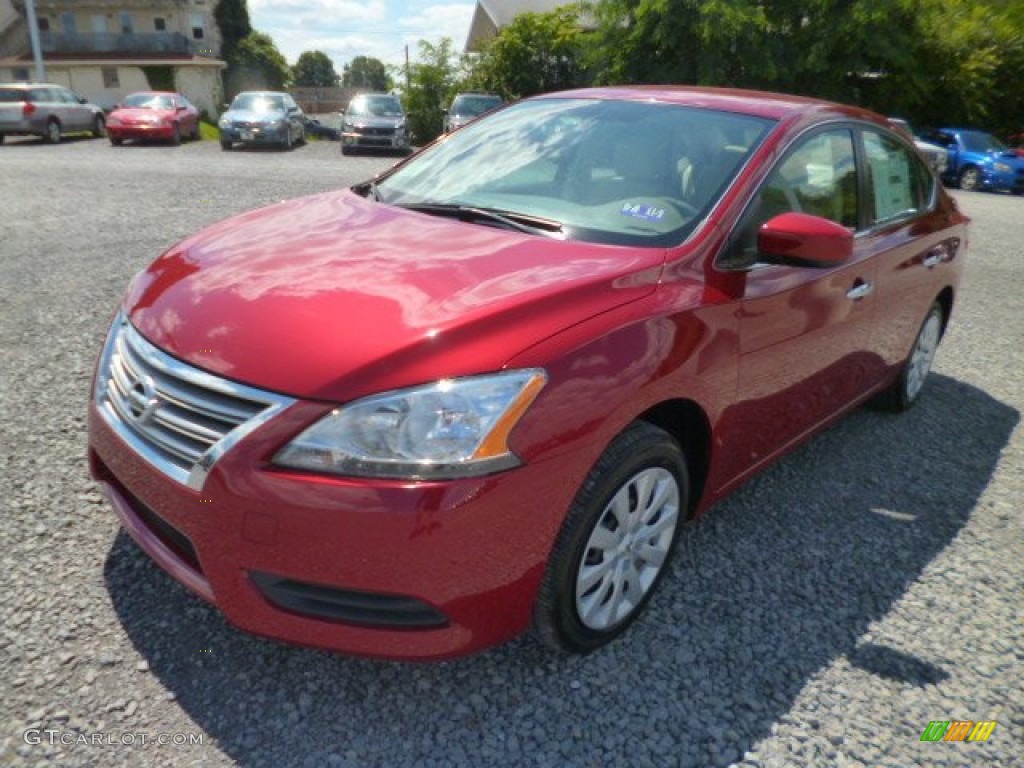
[0,88,28,102]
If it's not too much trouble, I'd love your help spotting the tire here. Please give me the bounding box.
[297,126,306,146]
[959,165,980,191]
[872,302,944,412]
[44,119,61,144]
[220,140,232,151]
[190,121,200,141]
[0,133,6,144]
[91,115,105,138]
[109,137,123,147]
[282,127,293,151]
[341,145,351,156]
[533,422,688,654]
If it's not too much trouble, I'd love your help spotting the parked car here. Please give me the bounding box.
[218,91,305,150]
[443,92,504,133]
[106,91,200,146]
[0,82,105,143]
[1007,133,1024,157]
[340,93,409,155]
[298,114,339,140]
[918,127,1024,193]
[89,86,967,660]
[888,117,948,174]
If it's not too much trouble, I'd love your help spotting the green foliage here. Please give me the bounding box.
[343,56,391,91]
[213,0,253,62]
[469,8,588,99]
[141,65,176,92]
[584,0,1024,135]
[403,39,461,145]
[227,32,291,94]
[293,51,340,87]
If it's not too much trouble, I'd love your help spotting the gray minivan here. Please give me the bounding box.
[0,83,106,143]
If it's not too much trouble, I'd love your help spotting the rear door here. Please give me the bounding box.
[856,127,960,370]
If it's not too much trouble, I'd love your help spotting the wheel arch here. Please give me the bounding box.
[635,398,711,518]
[935,285,954,337]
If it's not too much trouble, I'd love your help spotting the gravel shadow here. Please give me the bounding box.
[102,373,1018,768]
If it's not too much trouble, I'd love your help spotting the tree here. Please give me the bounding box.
[293,50,340,87]
[343,56,391,91]
[228,32,291,93]
[213,0,252,62]
[468,8,588,99]
[403,39,461,145]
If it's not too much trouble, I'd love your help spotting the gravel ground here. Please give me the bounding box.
[1,135,1021,768]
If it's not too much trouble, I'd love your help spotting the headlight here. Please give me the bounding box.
[218,118,230,128]
[994,162,1011,173]
[395,120,407,132]
[274,370,547,479]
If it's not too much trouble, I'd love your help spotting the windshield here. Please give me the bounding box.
[451,95,502,117]
[230,93,285,112]
[347,95,404,117]
[376,98,774,247]
[960,131,1007,153]
[124,93,175,110]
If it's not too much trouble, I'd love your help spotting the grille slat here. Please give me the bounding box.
[95,316,296,489]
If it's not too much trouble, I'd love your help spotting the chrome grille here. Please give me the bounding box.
[95,314,295,489]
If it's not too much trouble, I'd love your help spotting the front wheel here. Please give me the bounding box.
[959,165,981,191]
[170,124,181,146]
[533,422,688,654]
[220,140,232,151]
[91,115,105,138]
[873,302,944,412]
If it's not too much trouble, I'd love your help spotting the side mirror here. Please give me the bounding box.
[177,105,187,111]
[757,212,853,268]
[78,96,88,104]
[442,108,448,115]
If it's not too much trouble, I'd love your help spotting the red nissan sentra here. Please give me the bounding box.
[105,91,200,146]
[88,86,968,659]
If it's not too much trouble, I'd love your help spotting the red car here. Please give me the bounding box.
[89,86,968,660]
[106,91,200,146]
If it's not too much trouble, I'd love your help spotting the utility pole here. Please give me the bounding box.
[23,0,46,81]
[405,44,410,92]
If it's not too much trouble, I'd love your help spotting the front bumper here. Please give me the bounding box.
[981,166,1024,193]
[88,393,574,659]
[221,124,288,145]
[107,123,175,141]
[341,130,409,150]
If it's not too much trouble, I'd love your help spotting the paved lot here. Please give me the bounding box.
[1,136,1021,768]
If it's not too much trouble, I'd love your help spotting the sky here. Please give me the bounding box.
[248,0,478,72]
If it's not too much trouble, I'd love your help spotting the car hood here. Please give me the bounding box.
[346,115,404,128]
[224,109,284,123]
[124,191,665,401]
[110,107,175,120]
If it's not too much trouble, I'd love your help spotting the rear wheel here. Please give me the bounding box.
[533,422,688,654]
[959,165,981,191]
[873,302,944,412]
[44,120,61,144]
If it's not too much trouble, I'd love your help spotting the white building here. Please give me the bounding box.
[0,0,225,114]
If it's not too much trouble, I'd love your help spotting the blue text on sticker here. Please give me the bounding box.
[621,202,666,221]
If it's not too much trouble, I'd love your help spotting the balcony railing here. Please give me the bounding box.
[39,31,212,56]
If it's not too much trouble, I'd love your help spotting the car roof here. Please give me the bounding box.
[537,85,884,123]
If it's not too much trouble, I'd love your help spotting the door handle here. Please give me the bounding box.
[846,280,874,300]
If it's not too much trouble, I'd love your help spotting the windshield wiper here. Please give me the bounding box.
[396,203,564,238]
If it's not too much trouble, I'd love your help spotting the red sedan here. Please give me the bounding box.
[106,91,200,146]
[88,86,968,659]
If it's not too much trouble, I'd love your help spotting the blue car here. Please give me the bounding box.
[919,128,1024,193]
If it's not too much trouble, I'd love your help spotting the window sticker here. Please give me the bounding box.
[621,203,666,222]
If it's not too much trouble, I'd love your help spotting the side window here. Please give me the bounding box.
[862,130,930,225]
[719,128,857,270]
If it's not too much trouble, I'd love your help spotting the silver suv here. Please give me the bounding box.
[0,83,106,143]
[340,93,409,155]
